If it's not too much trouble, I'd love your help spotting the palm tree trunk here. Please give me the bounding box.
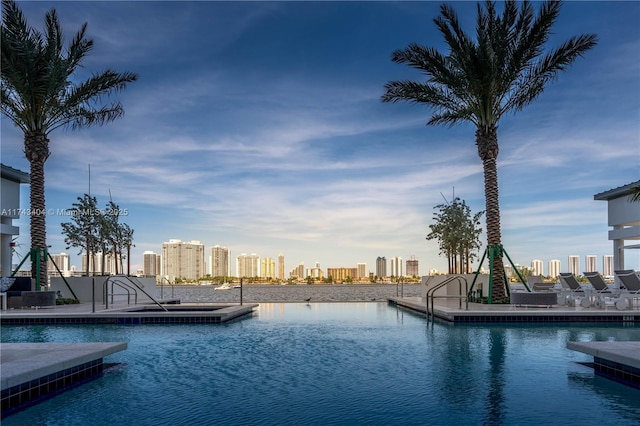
[476,126,506,300]
[25,133,50,287]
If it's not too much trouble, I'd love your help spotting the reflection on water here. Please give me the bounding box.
[2,303,639,426]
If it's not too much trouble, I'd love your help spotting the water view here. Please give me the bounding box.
[2,303,639,425]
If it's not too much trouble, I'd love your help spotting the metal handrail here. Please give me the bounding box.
[159,276,175,299]
[104,275,168,311]
[104,279,136,308]
[425,275,468,319]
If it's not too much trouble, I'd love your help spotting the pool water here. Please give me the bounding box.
[2,303,640,425]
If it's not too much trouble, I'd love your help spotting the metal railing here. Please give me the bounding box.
[159,276,175,300]
[103,275,168,311]
[425,275,468,319]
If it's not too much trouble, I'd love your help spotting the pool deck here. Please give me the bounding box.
[0,342,127,418]
[388,296,640,323]
[0,300,259,325]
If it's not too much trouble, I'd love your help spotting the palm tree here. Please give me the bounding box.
[382,0,596,301]
[1,0,137,286]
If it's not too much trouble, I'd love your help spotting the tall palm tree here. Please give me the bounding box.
[1,0,137,286]
[382,0,596,301]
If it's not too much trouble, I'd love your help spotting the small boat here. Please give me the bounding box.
[215,282,233,290]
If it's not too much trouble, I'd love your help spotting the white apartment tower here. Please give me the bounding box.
[530,259,543,276]
[568,255,580,275]
[391,256,403,277]
[48,253,70,277]
[161,239,205,280]
[549,259,561,278]
[143,251,159,276]
[237,254,260,278]
[211,245,231,277]
[585,255,597,274]
[603,255,614,277]
[261,257,276,279]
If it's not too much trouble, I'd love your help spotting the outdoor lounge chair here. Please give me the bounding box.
[583,272,618,295]
[558,273,594,307]
[614,270,640,310]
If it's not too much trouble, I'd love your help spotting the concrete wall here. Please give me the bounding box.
[421,274,489,300]
[50,276,158,306]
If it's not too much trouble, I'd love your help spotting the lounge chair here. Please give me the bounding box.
[558,273,595,307]
[583,271,623,309]
[614,270,640,310]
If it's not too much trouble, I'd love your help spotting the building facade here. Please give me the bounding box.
[530,259,543,276]
[48,253,70,277]
[142,251,159,277]
[237,253,260,278]
[211,245,230,277]
[376,256,387,278]
[327,267,358,282]
[278,253,285,280]
[549,259,561,278]
[602,255,614,277]
[161,239,205,280]
[567,255,580,275]
[356,263,367,279]
[391,256,403,277]
[585,255,597,273]
[406,257,419,277]
[261,257,276,279]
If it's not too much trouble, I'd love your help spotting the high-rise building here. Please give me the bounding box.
[237,253,260,278]
[549,259,561,278]
[211,245,230,277]
[327,267,358,282]
[290,262,304,279]
[357,263,367,279]
[603,255,614,277]
[278,253,285,280]
[306,262,323,280]
[82,252,120,275]
[143,251,159,276]
[48,253,70,277]
[530,259,543,276]
[261,257,276,279]
[161,239,205,280]
[376,256,387,278]
[406,256,419,276]
[391,256,403,277]
[568,255,580,275]
[585,255,597,273]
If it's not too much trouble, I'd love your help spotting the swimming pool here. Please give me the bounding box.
[2,303,639,425]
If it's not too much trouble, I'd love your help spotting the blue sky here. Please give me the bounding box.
[2,1,639,276]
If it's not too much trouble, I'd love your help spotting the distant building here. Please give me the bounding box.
[143,251,159,276]
[211,245,230,277]
[585,255,597,273]
[237,253,260,278]
[261,257,276,279]
[161,239,205,280]
[357,263,367,279]
[48,253,70,277]
[568,255,580,275]
[327,267,358,282]
[602,255,614,277]
[306,262,324,280]
[278,253,285,280]
[530,259,543,276]
[406,256,419,276]
[391,256,403,277]
[376,256,387,278]
[81,252,121,275]
[549,259,561,278]
[290,262,304,279]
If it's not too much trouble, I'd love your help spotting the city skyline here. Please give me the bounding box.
[2,2,639,276]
